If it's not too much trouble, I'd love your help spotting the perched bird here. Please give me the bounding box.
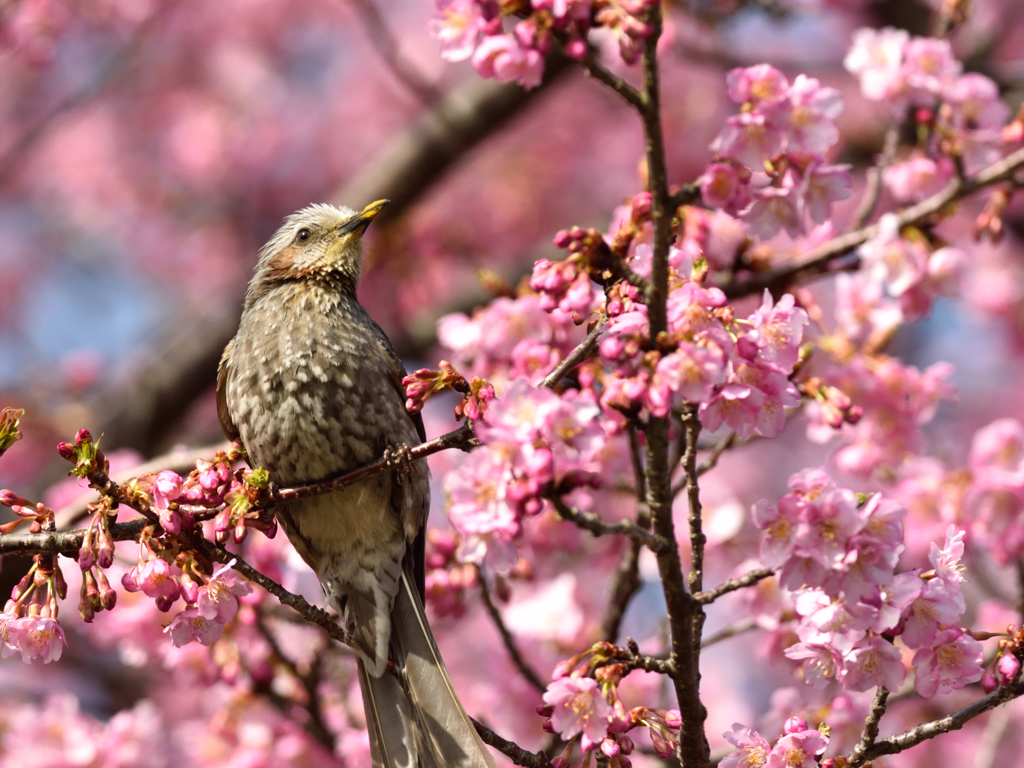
[217,200,495,768]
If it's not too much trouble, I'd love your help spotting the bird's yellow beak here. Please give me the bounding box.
[337,199,390,237]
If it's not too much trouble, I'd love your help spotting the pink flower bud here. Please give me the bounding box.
[601,738,620,758]
[662,710,682,729]
[564,36,587,60]
[997,652,1021,685]
[783,716,809,735]
[536,704,554,717]
[982,668,998,693]
[553,230,573,249]
[121,567,141,593]
[630,192,652,222]
[75,429,92,445]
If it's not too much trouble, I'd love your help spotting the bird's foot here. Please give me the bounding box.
[383,443,413,479]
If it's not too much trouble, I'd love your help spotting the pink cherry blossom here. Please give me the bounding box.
[776,75,843,154]
[472,34,544,90]
[841,636,905,692]
[165,605,225,648]
[428,0,487,62]
[712,111,785,170]
[902,37,961,99]
[5,615,67,663]
[844,27,910,105]
[883,155,951,203]
[912,627,984,697]
[721,723,771,768]
[745,291,809,371]
[700,162,751,213]
[726,64,789,106]
[138,558,181,604]
[766,728,828,768]
[197,560,254,624]
[542,676,613,743]
[858,214,928,297]
[744,180,802,241]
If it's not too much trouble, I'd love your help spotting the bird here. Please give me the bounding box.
[216,200,495,768]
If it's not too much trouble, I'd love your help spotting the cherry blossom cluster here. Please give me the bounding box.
[438,292,586,387]
[540,642,681,766]
[754,468,986,697]
[0,553,68,663]
[599,283,808,439]
[403,361,496,421]
[853,216,967,323]
[805,352,954,478]
[703,64,852,240]
[423,529,479,618]
[121,535,253,648]
[898,418,1024,565]
[428,0,658,90]
[720,718,829,768]
[445,378,607,568]
[845,27,1010,183]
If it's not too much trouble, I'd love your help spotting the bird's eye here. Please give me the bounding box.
[297,228,311,242]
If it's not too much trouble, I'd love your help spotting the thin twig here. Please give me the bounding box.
[848,686,890,768]
[600,423,651,643]
[253,610,336,750]
[579,50,645,109]
[863,682,1024,761]
[344,0,442,104]
[539,317,607,389]
[850,126,900,230]
[476,566,547,693]
[550,497,669,553]
[270,422,475,504]
[694,568,773,605]
[722,143,1024,299]
[0,518,148,554]
[700,618,758,648]
[473,719,554,768]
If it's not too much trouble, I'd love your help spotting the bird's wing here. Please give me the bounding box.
[216,339,240,442]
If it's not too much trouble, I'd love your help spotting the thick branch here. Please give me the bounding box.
[0,518,148,554]
[848,686,890,768]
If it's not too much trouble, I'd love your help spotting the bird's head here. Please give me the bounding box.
[246,199,389,305]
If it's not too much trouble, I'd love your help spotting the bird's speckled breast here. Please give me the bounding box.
[225,280,421,486]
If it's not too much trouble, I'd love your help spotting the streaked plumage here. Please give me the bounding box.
[218,201,494,767]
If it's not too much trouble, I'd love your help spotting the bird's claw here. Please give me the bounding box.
[383,443,413,478]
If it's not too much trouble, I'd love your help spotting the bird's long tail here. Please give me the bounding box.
[358,564,496,768]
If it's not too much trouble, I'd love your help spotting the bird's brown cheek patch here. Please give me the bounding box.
[265,245,300,279]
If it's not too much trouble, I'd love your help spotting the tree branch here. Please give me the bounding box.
[550,497,669,553]
[848,686,890,768]
[476,566,547,693]
[694,568,773,605]
[864,682,1024,761]
[722,143,1024,299]
[539,316,607,389]
[600,423,650,643]
[473,720,554,768]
